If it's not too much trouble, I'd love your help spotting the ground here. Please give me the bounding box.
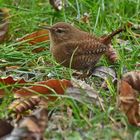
[0,0,140,140]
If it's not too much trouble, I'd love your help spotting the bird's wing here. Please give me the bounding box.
[62,40,108,56]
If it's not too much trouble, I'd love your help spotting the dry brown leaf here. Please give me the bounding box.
[0,76,72,102]
[7,79,72,120]
[69,78,104,106]
[0,119,13,138]
[17,29,49,52]
[127,22,140,37]
[118,71,140,126]
[92,66,116,80]
[9,97,41,113]
[135,63,140,68]
[17,29,49,45]
[0,76,26,85]
[2,69,41,82]
[0,8,9,43]
[91,66,117,89]
[81,12,90,23]
[0,76,27,97]
[19,108,48,133]
[122,71,140,91]
[1,127,32,140]
[2,108,48,140]
[5,66,21,71]
[15,79,73,99]
[49,0,64,11]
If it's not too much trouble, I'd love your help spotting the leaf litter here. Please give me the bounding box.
[1,108,48,140]
[0,8,9,43]
[0,72,106,139]
[117,71,140,126]
[0,11,140,140]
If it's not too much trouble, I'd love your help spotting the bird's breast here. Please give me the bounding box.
[50,44,71,67]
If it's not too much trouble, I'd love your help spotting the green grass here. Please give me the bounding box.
[0,0,140,139]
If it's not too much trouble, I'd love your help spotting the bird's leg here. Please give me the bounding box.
[72,69,92,80]
[74,62,96,80]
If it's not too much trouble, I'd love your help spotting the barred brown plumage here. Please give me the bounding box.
[9,97,41,113]
[43,22,129,71]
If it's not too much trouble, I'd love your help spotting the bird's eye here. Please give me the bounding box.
[55,28,65,33]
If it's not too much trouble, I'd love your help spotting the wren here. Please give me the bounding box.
[43,22,126,71]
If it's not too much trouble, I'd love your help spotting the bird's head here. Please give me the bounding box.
[42,22,83,45]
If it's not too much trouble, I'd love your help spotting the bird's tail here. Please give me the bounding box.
[100,22,133,45]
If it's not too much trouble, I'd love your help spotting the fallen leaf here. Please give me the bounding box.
[69,78,104,106]
[0,76,26,85]
[19,108,48,133]
[135,63,140,67]
[15,79,73,100]
[1,127,31,140]
[49,0,65,11]
[17,29,49,52]
[5,66,21,71]
[46,80,103,135]
[47,109,73,134]
[2,108,48,140]
[0,119,13,138]
[116,39,130,46]
[17,29,49,45]
[0,77,72,103]
[91,66,117,89]
[118,71,140,126]
[3,69,41,81]
[0,8,9,43]
[9,97,41,113]
[127,22,140,37]
[81,12,90,23]
[0,76,27,97]
[122,71,140,91]
[66,106,73,118]
[92,66,116,80]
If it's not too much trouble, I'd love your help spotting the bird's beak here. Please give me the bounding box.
[39,26,51,31]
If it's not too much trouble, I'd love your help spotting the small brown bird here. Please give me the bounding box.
[44,22,127,71]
